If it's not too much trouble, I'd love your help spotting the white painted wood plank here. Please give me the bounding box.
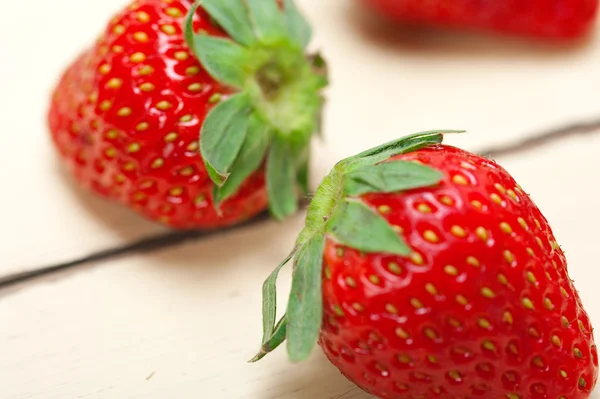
[3,0,600,275]
[1,135,600,399]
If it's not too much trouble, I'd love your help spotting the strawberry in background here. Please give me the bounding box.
[360,0,598,40]
[48,0,327,229]
[252,131,598,399]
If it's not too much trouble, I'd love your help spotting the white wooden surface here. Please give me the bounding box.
[2,0,600,398]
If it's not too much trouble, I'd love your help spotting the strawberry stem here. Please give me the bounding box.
[251,130,459,362]
[184,0,328,220]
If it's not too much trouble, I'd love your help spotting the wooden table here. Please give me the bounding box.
[1,0,599,397]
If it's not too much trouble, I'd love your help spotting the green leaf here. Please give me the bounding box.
[198,0,256,46]
[344,160,443,196]
[259,250,295,345]
[214,113,270,205]
[326,200,410,255]
[266,137,299,220]
[284,0,312,49]
[183,1,203,50]
[286,234,326,362]
[200,93,252,186]
[247,0,287,43]
[191,34,251,87]
[250,315,288,363]
[345,130,464,171]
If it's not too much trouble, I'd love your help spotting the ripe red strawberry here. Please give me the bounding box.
[252,131,598,399]
[361,0,598,40]
[48,0,327,229]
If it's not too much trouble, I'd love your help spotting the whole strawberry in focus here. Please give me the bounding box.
[48,0,327,229]
[361,0,598,40]
[252,131,598,399]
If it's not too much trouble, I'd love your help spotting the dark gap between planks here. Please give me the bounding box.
[2,118,600,290]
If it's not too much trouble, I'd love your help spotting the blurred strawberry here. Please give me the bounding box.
[48,0,327,229]
[361,0,598,39]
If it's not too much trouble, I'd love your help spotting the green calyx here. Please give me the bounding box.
[250,130,465,363]
[184,0,328,219]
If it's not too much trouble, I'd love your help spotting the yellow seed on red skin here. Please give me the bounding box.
[526,271,537,284]
[368,275,380,285]
[99,64,111,75]
[475,227,488,241]
[518,217,528,229]
[386,304,398,314]
[466,256,480,267]
[410,252,424,266]
[99,100,113,111]
[187,142,199,152]
[417,203,432,213]
[544,297,554,310]
[186,66,200,76]
[504,250,515,264]
[450,225,467,238]
[522,297,534,310]
[188,83,202,92]
[560,370,568,378]
[179,166,194,176]
[352,302,364,312]
[133,31,149,42]
[127,142,141,153]
[452,174,468,185]
[136,11,150,22]
[161,24,177,35]
[106,78,122,89]
[410,298,423,309]
[151,158,164,168]
[113,24,125,34]
[174,51,189,61]
[494,183,506,194]
[165,7,182,17]
[136,122,150,131]
[395,327,409,339]
[397,354,412,363]
[440,196,453,205]
[333,305,345,317]
[424,328,438,340]
[503,311,514,324]
[138,65,154,75]
[490,193,503,205]
[164,132,178,142]
[552,335,562,347]
[456,295,468,306]
[497,274,508,285]
[425,283,438,295]
[482,340,496,351]
[471,200,483,209]
[481,287,495,298]
[387,262,402,275]
[117,107,132,117]
[478,318,491,329]
[423,230,439,243]
[345,276,356,288]
[499,222,513,234]
[130,52,146,63]
[444,265,458,276]
[139,82,155,92]
[156,101,172,110]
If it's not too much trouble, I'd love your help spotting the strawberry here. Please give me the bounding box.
[252,131,598,399]
[360,0,598,40]
[48,0,327,229]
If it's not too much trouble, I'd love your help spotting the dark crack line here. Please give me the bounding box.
[0,210,273,289]
[476,118,600,158]
[3,118,600,290]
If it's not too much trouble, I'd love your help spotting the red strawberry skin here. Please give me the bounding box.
[361,0,598,39]
[319,145,598,398]
[48,0,267,229]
